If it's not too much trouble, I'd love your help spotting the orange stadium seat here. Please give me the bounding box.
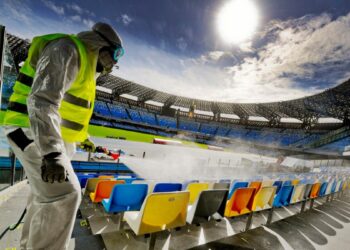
[309,182,321,199]
[90,180,125,203]
[225,187,256,217]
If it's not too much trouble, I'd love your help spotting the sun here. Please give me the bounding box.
[217,0,259,44]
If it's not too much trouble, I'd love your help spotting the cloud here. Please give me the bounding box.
[176,37,188,51]
[41,0,64,16]
[66,3,95,17]
[82,18,95,28]
[116,12,350,103]
[121,14,133,26]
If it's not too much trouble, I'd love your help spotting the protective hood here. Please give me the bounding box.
[76,30,110,53]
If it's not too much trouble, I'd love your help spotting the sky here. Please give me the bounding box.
[1,0,350,103]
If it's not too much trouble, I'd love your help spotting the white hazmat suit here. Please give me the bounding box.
[6,30,112,250]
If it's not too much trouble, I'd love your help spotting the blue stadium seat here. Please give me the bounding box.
[273,181,283,194]
[216,126,230,137]
[273,185,294,207]
[153,183,182,193]
[102,184,148,213]
[319,182,328,197]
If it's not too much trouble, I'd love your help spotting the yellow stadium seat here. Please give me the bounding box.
[291,179,300,185]
[90,180,125,203]
[225,187,255,217]
[290,184,306,204]
[124,191,190,235]
[187,183,209,204]
[250,186,276,211]
[261,180,273,187]
[249,181,262,192]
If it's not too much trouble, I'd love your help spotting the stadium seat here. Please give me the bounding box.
[90,180,125,203]
[283,180,292,186]
[213,182,230,190]
[84,177,113,196]
[335,180,343,192]
[228,181,249,199]
[273,181,283,194]
[153,183,182,193]
[124,191,190,235]
[330,181,337,193]
[309,183,321,198]
[186,190,228,224]
[133,180,156,194]
[102,184,148,213]
[224,187,256,217]
[319,182,328,197]
[250,186,276,211]
[261,180,274,187]
[249,181,262,192]
[98,175,115,179]
[291,179,300,185]
[273,185,294,207]
[187,183,210,204]
[290,184,306,204]
[303,183,313,200]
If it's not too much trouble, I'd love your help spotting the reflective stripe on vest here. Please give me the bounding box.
[3,33,97,142]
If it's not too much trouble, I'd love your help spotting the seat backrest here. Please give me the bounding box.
[310,183,321,198]
[213,183,230,190]
[303,184,313,199]
[290,184,306,204]
[225,187,256,217]
[85,178,103,193]
[291,179,300,185]
[228,182,249,199]
[273,181,283,194]
[187,183,209,204]
[111,184,148,211]
[283,180,292,186]
[261,180,273,187]
[273,185,294,207]
[249,181,262,191]
[153,183,182,193]
[138,191,190,235]
[96,180,125,199]
[250,186,276,211]
[189,190,228,224]
[98,175,115,179]
[319,182,328,196]
[335,180,342,192]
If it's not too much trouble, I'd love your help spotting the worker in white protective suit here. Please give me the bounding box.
[3,22,124,250]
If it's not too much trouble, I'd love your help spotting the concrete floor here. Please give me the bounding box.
[1,183,350,250]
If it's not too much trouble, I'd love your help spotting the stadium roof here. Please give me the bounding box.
[96,74,350,124]
[6,33,350,126]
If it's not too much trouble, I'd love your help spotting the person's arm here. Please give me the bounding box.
[27,38,80,156]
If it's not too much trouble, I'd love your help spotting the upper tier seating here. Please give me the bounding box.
[127,108,143,123]
[216,126,231,137]
[200,124,218,135]
[107,103,129,120]
[94,100,111,116]
[157,115,177,129]
[179,119,200,132]
[139,111,158,125]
